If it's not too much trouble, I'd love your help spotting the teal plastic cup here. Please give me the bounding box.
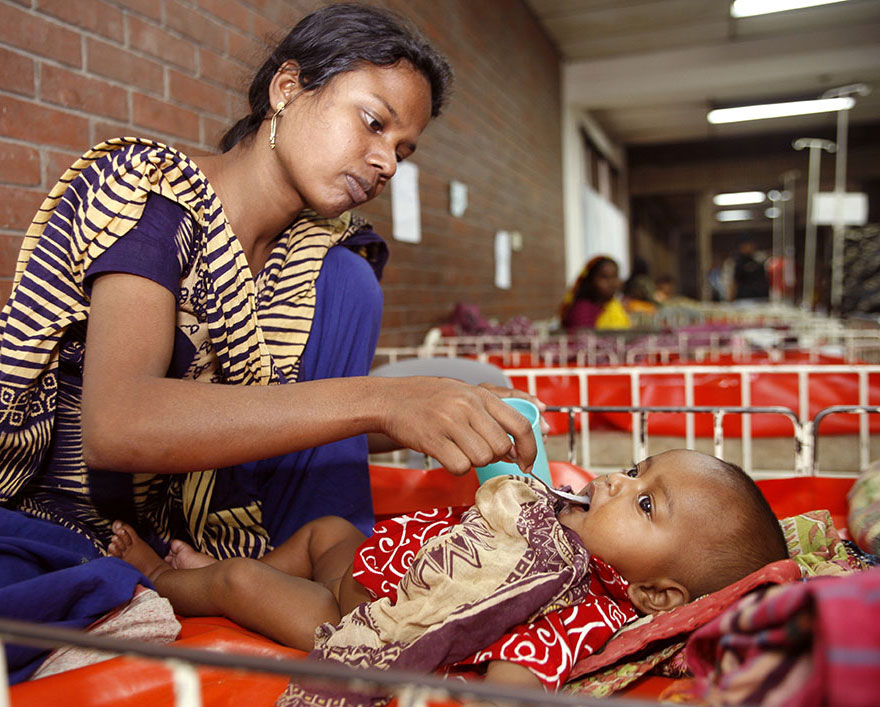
[475,398,552,486]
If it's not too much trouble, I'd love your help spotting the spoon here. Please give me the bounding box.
[522,468,591,507]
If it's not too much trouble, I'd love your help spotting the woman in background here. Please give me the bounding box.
[560,255,632,331]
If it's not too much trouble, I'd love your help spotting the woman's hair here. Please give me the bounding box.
[220,2,453,152]
[681,456,789,598]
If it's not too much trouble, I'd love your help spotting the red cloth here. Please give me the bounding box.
[353,507,637,690]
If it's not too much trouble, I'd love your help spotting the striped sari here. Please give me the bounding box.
[0,137,367,560]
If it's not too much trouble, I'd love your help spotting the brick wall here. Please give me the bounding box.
[0,0,564,346]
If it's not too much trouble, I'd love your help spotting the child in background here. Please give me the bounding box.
[109,448,788,697]
[561,255,632,331]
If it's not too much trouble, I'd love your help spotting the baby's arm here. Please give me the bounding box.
[484,660,543,689]
[461,661,543,706]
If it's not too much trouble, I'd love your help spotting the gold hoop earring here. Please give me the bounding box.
[269,100,286,150]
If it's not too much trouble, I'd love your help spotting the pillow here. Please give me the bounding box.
[847,459,880,555]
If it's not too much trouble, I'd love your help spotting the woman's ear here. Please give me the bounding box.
[268,60,301,110]
[626,579,690,615]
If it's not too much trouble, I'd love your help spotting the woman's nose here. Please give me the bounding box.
[370,144,397,180]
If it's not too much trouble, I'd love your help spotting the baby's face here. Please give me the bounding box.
[556,450,726,586]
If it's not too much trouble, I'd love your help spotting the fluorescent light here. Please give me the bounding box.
[765,207,781,219]
[708,97,855,124]
[716,210,753,222]
[713,191,765,206]
[731,0,850,18]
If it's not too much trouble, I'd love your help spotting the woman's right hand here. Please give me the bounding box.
[373,376,538,476]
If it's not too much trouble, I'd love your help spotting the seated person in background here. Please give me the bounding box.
[733,237,770,301]
[561,255,632,331]
[653,274,676,304]
[109,449,788,697]
[622,256,658,315]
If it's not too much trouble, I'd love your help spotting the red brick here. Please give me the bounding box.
[132,93,200,143]
[0,233,25,278]
[127,16,197,73]
[199,48,249,92]
[166,0,227,53]
[251,11,283,47]
[92,121,132,147]
[0,3,81,67]
[37,0,124,43]
[227,26,264,68]
[0,96,89,151]
[201,114,230,149]
[86,38,164,96]
[114,0,161,21]
[196,0,250,31]
[41,64,129,121]
[169,69,230,116]
[0,47,35,97]
[0,140,41,186]
[249,0,292,23]
[0,279,13,308]
[45,149,82,185]
[0,185,44,232]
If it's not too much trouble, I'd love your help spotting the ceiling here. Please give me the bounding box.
[524,0,880,146]
[523,0,880,300]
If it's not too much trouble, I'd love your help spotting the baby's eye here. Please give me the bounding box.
[625,466,638,478]
[638,494,652,515]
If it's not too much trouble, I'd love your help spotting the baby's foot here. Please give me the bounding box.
[108,521,171,584]
[164,539,217,570]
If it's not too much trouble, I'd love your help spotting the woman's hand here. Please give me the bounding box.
[374,376,538,476]
[477,383,550,436]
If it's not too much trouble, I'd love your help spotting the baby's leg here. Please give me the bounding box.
[260,516,372,613]
[108,521,339,651]
[165,539,215,570]
[261,516,365,583]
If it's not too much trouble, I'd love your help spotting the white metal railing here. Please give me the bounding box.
[506,364,880,477]
[375,319,880,368]
[548,404,880,479]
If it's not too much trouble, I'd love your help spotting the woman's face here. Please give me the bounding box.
[591,261,621,303]
[275,61,433,218]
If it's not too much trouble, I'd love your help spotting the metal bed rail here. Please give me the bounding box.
[0,617,659,707]
[547,404,805,476]
[506,363,880,476]
[375,319,880,368]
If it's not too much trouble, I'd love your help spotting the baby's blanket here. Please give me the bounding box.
[277,475,595,706]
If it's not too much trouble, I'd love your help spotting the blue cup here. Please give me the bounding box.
[475,398,552,486]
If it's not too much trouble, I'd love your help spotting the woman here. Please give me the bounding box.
[560,255,632,331]
[0,3,540,682]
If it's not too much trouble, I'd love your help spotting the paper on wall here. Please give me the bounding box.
[495,230,511,289]
[391,161,421,243]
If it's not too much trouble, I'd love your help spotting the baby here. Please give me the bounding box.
[109,448,788,694]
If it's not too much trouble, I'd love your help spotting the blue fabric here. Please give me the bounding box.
[231,244,384,543]
[85,192,185,295]
[0,508,150,683]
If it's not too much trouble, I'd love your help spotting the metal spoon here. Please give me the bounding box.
[522,468,591,507]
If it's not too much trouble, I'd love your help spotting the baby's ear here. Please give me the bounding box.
[626,579,690,614]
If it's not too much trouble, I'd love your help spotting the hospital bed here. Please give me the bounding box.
[2,402,874,707]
